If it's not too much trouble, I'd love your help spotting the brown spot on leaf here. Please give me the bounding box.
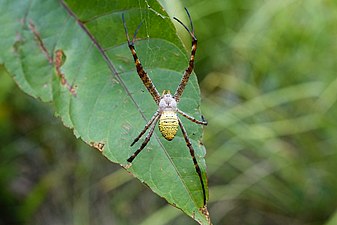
[54,49,77,96]
[90,141,105,152]
[28,21,53,63]
[199,205,211,224]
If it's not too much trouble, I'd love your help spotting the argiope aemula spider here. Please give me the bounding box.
[122,8,208,206]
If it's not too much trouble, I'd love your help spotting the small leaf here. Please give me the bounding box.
[0,0,210,223]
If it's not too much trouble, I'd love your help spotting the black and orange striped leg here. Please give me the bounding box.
[122,14,161,104]
[173,8,198,102]
[127,116,160,163]
[177,109,208,125]
[131,110,160,146]
[178,118,207,206]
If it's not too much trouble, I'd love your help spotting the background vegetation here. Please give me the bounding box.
[1,0,337,224]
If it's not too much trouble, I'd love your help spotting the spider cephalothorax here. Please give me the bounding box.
[122,8,208,206]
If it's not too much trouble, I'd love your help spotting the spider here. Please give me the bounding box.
[122,8,208,206]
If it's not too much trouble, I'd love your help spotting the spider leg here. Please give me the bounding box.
[173,8,197,102]
[127,116,160,163]
[178,118,207,206]
[131,110,160,146]
[122,14,161,104]
[177,109,208,125]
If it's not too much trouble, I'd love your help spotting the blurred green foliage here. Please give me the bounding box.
[1,0,337,224]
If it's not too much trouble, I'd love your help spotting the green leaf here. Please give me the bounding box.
[0,0,210,223]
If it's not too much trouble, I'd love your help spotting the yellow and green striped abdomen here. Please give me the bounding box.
[159,111,179,141]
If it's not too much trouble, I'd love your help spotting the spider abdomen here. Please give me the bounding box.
[158,111,179,141]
